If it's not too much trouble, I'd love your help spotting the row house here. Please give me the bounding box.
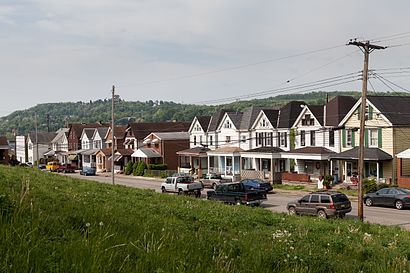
[27,132,56,164]
[330,95,410,185]
[49,128,69,164]
[0,136,8,163]
[80,127,109,171]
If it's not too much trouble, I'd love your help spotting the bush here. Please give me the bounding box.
[377,182,389,190]
[363,178,377,193]
[132,162,139,176]
[124,161,134,175]
[133,161,147,176]
[148,164,167,170]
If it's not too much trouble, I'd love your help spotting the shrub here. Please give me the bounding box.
[124,161,134,175]
[134,161,147,176]
[160,171,168,179]
[132,162,139,176]
[363,178,377,193]
[377,182,389,190]
[148,164,167,170]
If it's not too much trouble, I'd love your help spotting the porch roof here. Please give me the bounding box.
[329,147,392,161]
[81,149,100,156]
[176,146,210,156]
[281,146,335,160]
[44,149,55,156]
[241,147,283,158]
[397,148,410,159]
[207,146,244,156]
[131,148,162,158]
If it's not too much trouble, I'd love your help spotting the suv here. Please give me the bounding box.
[287,191,351,218]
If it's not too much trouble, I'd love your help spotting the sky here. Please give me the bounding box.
[1,0,410,116]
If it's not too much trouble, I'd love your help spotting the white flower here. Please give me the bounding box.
[85,222,91,227]
[99,221,104,226]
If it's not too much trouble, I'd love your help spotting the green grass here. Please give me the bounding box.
[272,184,307,191]
[1,165,410,273]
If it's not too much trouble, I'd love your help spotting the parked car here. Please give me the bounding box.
[46,161,60,172]
[80,167,96,176]
[241,178,273,193]
[287,191,352,218]
[207,182,267,206]
[161,175,203,197]
[57,164,76,173]
[200,173,231,189]
[364,187,410,210]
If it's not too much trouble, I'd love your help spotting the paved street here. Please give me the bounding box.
[66,172,410,230]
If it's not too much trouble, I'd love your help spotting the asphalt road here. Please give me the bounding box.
[65,172,410,230]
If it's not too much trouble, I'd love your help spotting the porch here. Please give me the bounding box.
[207,147,243,181]
[240,147,284,182]
[176,147,210,177]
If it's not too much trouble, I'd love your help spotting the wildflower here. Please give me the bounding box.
[99,221,104,226]
[85,222,91,228]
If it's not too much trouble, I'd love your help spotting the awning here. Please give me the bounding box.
[108,154,123,162]
[68,155,78,161]
[131,148,161,158]
[44,150,55,156]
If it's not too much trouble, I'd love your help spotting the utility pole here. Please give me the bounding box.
[111,85,115,185]
[348,39,385,221]
[35,113,39,165]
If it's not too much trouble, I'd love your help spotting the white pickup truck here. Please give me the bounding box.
[161,175,203,197]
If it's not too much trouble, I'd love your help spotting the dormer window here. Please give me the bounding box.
[224,120,232,129]
[259,118,268,128]
[194,124,202,132]
[302,114,314,126]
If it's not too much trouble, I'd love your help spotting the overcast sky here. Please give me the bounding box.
[1,0,409,116]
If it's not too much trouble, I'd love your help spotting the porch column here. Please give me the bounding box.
[224,156,227,176]
[270,157,274,182]
[207,155,210,175]
[344,161,348,182]
[330,160,333,176]
[232,156,234,175]
[376,162,380,183]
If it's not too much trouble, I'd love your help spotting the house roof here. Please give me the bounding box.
[207,146,244,154]
[325,96,357,126]
[95,127,109,139]
[263,109,280,128]
[308,105,324,126]
[226,112,243,129]
[116,148,134,156]
[151,132,189,140]
[131,148,162,158]
[243,147,284,153]
[277,101,305,128]
[68,123,108,138]
[176,146,210,156]
[83,128,96,139]
[197,116,212,131]
[286,146,335,155]
[51,128,69,143]
[114,125,128,139]
[208,109,233,132]
[368,96,410,126]
[28,132,57,144]
[240,106,271,130]
[329,147,392,161]
[127,122,190,139]
[97,148,112,156]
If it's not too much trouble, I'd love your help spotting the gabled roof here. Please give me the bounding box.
[277,101,305,128]
[286,146,335,155]
[150,132,189,140]
[368,96,410,126]
[226,112,243,129]
[94,127,109,140]
[263,109,280,128]
[240,106,268,130]
[308,105,325,126]
[28,132,57,144]
[82,128,96,139]
[325,96,357,126]
[127,122,190,139]
[329,147,392,161]
[68,123,108,138]
[51,128,69,144]
[208,109,234,132]
[197,116,211,131]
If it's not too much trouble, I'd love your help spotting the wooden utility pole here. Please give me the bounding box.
[111,85,115,185]
[35,113,39,165]
[348,40,385,221]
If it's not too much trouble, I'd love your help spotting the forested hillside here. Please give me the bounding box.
[2,90,402,138]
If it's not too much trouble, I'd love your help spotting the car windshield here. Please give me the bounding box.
[331,194,349,203]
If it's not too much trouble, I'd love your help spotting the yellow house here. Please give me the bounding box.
[332,95,410,184]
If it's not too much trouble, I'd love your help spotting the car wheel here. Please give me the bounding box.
[161,187,166,193]
[395,200,404,210]
[194,190,201,198]
[338,213,346,219]
[288,206,297,216]
[365,198,373,207]
[317,210,327,219]
[235,199,241,206]
[178,189,184,195]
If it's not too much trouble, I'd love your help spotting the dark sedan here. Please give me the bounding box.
[364,187,410,210]
[241,179,273,193]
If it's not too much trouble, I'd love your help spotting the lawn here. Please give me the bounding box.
[0,165,409,273]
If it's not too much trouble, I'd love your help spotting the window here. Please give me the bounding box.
[346,130,352,146]
[258,133,263,146]
[329,130,335,147]
[310,194,319,203]
[199,136,203,145]
[266,132,272,146]
[224,120,232,129]
[241,135,246,143]
[310,131,315,146]
[369,129,378,147]
[301,195,310,203]
[280,132,287,147]
[193,136,197,146]
[209,135,213,146]
[226,136,231,143]
[302,114,314,126]
[320,195,331,203]
[300,131,305,146]
[194,124,202,132]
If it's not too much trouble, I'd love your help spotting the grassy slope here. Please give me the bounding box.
[0,165,409,273]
